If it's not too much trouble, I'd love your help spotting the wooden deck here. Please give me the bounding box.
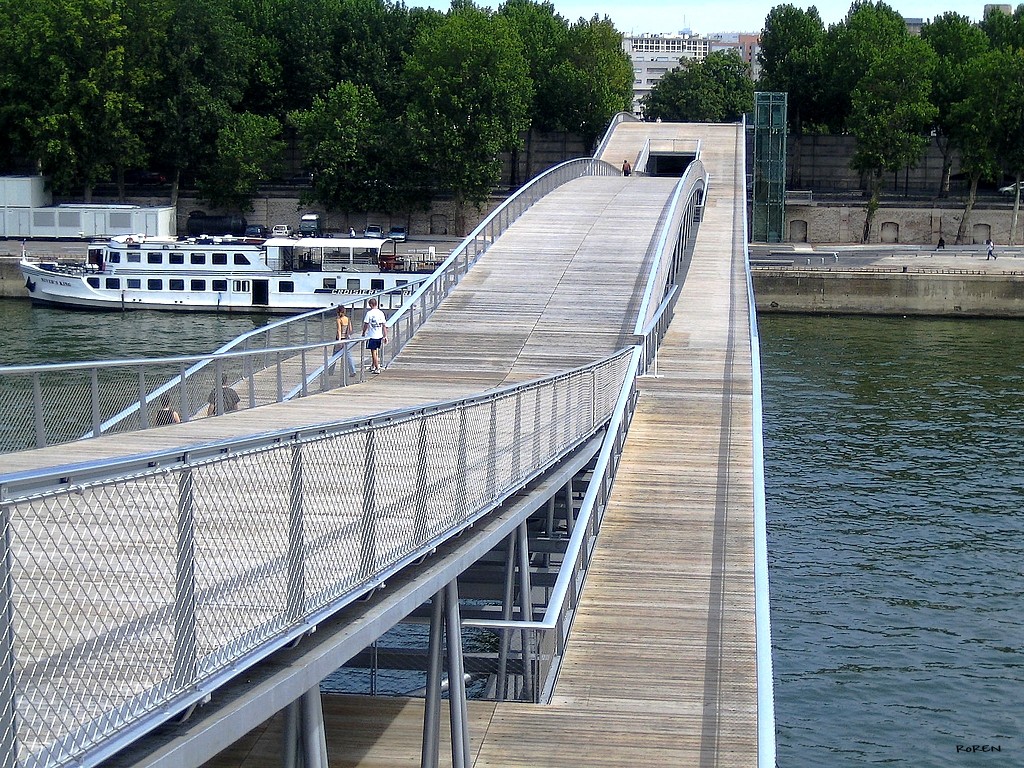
[196,123,760,767]
[7,121,761,768]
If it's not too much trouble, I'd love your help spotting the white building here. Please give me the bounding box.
[622,31,761,118]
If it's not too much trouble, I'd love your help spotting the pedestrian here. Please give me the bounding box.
[986,238,996,260]
[362,297,388,374]
[622,159,632,177]
[335,305,358,378]
[936,236,945,250]
[206,375,241,416]
[154,393,180,425]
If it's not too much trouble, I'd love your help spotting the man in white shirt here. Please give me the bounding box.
[362,297,388,373]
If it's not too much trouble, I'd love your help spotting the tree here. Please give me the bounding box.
[980,3,1024,50]
[921,13,989,197]
[153,0,253,206]
[848,37,936,242]
[499,0,570,184]
[643,50,753,123]
[197,112,283,212]
[404,5,531,232]
[545,15,633,151]
[819,1,909,132]
[757,4,826,134]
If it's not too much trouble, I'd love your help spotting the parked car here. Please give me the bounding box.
[388,225,407,242]
[364,224,384,238]
[244,225,269,237]
[999,181,1022,195]
[271,224,293,237]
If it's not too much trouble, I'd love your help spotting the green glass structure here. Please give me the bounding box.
[751,92,787,243]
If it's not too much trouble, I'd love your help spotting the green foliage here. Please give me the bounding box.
[404,5,531,216]
[197,112,283,212]
[499,0,570,133]
[757,4,826,133]
[546,15,633,148]
[643,50,753,123]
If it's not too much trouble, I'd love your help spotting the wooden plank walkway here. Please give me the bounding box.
[199,123,759,767]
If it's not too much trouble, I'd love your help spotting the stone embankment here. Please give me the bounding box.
[750,244,1024,317]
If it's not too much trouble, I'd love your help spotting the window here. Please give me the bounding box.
[105,278,120,289]
[346,278,361,291]
[322,278,337,290]
[190,279,206,291]
[127,279,141,289]
[233,253,250,265]
[212,279,228,292]
[279,280,294,292]
[107,253,121,264]
[370,279,384,291]
[87,277,100,288]
[147,278,162,290]
[190,252,206,265]
[169,279,185,291]
[147,253,162,264]
[396,280,408,287]
[169,253,184,265]
[232,280,250,292]
[127,252,142,263]
[212,252,228,265]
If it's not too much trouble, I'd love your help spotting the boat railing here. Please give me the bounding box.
[0,280,427,455]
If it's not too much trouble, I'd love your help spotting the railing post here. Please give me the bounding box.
[90,368,101,436]
[1,506,20,768]
[173,468,197,688]
[487,400,497,499]
[361,429,377,577]
[177,365,190,423]
[512,391,522,482]
[413,418,429,541]
[288,442,306,620]
[213,358,225,415]
[137,368,149,429]
[31,372,45,448]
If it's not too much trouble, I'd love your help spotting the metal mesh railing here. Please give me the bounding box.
[0,282,428,455]
[0,348,632,768]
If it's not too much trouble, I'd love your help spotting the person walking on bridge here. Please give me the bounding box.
[622,159,632,177]
[363,297,388,374]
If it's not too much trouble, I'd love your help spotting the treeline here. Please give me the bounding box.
[0,0,633,222]
[642,2,1024,242]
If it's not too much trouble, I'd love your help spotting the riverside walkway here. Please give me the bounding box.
[0,119,770,768]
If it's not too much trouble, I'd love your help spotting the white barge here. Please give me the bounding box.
[19,234,438,312]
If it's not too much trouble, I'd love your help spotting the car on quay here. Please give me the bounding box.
[271,224,293,237]
[364,225,384,239]
[388,226,407,242]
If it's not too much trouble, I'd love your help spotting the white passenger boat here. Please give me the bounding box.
[19,234,438,312]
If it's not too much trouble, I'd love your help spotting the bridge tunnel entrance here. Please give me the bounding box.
[645,152,696,177]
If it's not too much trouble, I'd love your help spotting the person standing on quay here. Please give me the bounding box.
[363,297,388,374]
[986,238,996,260]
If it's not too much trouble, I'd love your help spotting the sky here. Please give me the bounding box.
[412,1,990,35]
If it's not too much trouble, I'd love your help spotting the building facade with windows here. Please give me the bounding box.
[622,31,760,118]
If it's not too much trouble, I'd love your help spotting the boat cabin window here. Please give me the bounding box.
[191,279,206,291]
[148,278,162,290]
[279,280,294,292]
[397,280,408,287]
[370,279,384,291]
[127,252,142,263]
[105,278,120,289]
[127,278,141,289]
[322,278,336,290]
[234,253,250,265]
[88,247,104,267]
[107,253,121,264]
[190,253,206,265]
[233,280,250,292]
[169,253,184,265]
[148,253,162,264]
[347,278,361,291]
[212,279,227,292]
[87,277,100,288]
[169,279,185,291]
[212,252,228,266]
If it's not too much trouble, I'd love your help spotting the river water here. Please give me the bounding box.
[2,302,1020,763]
[760,314,1023,766]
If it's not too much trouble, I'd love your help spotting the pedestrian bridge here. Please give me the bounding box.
[0,117,773,768]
